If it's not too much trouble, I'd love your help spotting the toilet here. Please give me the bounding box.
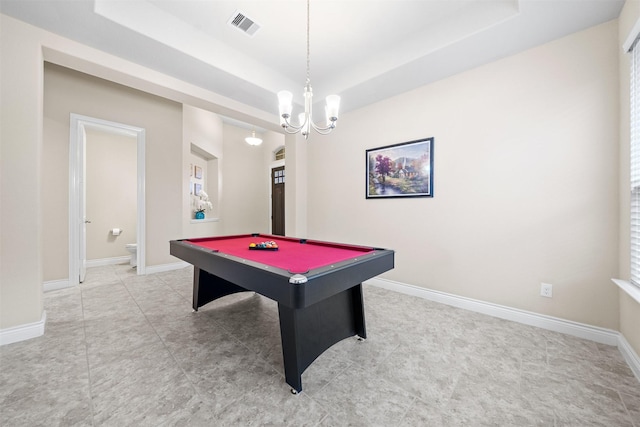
[125,243,137,268]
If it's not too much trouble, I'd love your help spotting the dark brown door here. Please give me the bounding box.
[271,166,285,236]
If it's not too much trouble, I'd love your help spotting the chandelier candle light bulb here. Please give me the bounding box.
[325,95,340,122]
[278,90,293,124]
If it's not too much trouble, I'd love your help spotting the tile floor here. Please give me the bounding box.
[1,264,639,426]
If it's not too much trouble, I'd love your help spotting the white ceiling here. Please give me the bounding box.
[0,0,625,127]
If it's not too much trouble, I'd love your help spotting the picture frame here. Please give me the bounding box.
[366,137,434,199]
[194,165,202,179]
[194,183,202,196]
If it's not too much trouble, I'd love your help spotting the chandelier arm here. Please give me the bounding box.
[309,120,336,133]
[281,115,303,133]
[283,127,305,135]
[311,122,335,135]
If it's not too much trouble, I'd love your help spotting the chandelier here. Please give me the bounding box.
[277,0,340,139]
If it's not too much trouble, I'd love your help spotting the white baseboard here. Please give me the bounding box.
[145,261,190,275]
[44,261,189,293]
[0,311,47,346]
[619,333,640,382]
[85,256,130,268]
[43,279,72,293]
[365,277,640,380]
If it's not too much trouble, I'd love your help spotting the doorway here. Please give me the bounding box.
[271,165,285,236]
[69,114,146,284]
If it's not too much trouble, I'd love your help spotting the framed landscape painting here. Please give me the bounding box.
[366,137,434,199]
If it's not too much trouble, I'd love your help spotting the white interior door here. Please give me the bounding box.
[79,125,87,283]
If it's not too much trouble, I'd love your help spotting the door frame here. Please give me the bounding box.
[69,114,146,285]
[268,157,285,234]
[270,164,286,236]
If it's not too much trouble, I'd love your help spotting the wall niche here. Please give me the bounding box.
[190,143,219,222]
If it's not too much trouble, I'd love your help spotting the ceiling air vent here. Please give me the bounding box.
[228,10,261,37]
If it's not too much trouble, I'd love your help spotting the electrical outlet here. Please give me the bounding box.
[540,283,553,298]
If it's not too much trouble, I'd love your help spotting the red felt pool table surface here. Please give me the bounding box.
[186,234,375,274]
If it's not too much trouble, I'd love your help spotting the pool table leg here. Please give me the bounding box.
[278,284,367,393]
[353,284,367,340]
[192,267,248,311]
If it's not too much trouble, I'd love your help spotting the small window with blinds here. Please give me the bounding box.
[630,34,640,287]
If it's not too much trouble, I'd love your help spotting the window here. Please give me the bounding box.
[630,34,640,286]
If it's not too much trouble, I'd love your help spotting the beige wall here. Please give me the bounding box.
[181,105,279,240]
[285,133,308,238]
[618,0,640,357]
[1,14,45,329]
[219,124,271,234]
[308,20,621,329]
[182,106,275,238]
[43,62,183,279]
[85,128,137,260]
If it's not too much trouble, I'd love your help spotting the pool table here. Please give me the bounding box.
[169,233,394,393]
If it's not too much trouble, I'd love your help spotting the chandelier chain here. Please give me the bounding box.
[306,0,310,85]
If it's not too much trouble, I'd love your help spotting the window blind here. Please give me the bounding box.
[630,35,640,286]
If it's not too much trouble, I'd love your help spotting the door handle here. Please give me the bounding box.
[84,220,92,224]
